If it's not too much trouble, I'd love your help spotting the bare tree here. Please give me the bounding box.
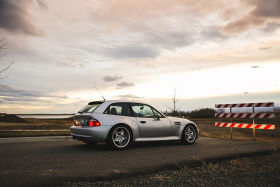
[0,39,12,79]
[167,88,179,116]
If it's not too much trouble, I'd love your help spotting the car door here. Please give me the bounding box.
[130,103,171,137]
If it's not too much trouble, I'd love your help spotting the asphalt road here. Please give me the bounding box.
[0,137,279,187]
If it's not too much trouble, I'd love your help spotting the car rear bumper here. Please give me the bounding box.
[70,125,111,142]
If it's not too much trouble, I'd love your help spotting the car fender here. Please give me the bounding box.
[92,113,140,140]
[167,117,198,137]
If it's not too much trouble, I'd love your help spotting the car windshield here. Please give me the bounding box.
[79,103,102,113]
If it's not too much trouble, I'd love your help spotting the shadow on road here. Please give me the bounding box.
[69,140,190,152]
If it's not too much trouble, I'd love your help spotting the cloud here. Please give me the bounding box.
[56,61,75,68]
[258,47,271,50]
[56,57,84,68]
[0,85,47,97]
[201,27,225,40]
[221,14,265,35]
[263,22,280,32]
[101,30,196,59]
[252,0,280,17]
[0,0,43,36]
[1,0,280,114]
[1,96,41,102]
[102,75,122,82]
[88,0,216,60]
[105,45,159,59]
[221,0,280,35]
[35,0,48,9]
[116,82,134,89]
[79,64,85,68]
[145,30,195,50]
[115,94,143,100]
[0,85,67,102]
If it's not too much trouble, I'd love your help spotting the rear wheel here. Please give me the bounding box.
[182,125,197,144]
[108,125,132,150]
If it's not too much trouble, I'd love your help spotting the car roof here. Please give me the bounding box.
[92,100,151,113]
[105,100,146,104]
[88,100,148,105]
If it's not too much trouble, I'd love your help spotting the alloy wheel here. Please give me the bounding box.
[184,126,197,144]
[111,126,131,149]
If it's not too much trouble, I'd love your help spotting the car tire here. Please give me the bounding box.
[181,125,197,144]
[107,125,132,150]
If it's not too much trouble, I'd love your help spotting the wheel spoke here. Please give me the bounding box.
[120,137,125,146]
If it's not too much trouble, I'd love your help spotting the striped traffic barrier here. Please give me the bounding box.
[215,112,274,119]
[215,122,275,130]
[215,102,274,108]
[215,102,275,138]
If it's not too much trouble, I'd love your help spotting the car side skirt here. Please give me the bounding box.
[134,136,181,142]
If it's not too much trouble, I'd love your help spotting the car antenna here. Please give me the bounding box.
[95,86,106,101]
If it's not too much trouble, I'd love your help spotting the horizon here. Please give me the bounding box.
[3,91,280,114]
[0,0,280,114]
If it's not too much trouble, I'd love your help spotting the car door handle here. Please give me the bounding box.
[140,121,146,124]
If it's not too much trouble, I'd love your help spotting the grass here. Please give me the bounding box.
[0,116,279,142]
[0,130,70,137]
[192,117,280,142]
[0,118,72,137]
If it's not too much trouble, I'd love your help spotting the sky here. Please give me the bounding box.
[0,0,280,114]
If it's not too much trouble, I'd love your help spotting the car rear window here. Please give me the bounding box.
[79,102,103,113]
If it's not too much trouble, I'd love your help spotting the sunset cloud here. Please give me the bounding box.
[0,0,43,36]
[221,0,280,35]
[1,0,280,113]
[115,94,143,100]
[116,82,135,89]
[103,75,122,82]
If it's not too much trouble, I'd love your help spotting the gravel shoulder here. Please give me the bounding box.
[63,152,280,187]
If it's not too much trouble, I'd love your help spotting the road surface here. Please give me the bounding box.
[0,137,279,186]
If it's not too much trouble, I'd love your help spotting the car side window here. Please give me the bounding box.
[152,108,165,118]
[131,104,155,118]
[104,103,132,116]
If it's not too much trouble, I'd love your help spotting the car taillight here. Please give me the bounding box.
[88,119,100,127]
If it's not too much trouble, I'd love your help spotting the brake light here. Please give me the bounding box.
[89,119,101,127]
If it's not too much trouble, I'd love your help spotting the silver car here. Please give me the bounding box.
[71,100,199,150]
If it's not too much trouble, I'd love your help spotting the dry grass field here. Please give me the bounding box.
[192,116,280,142]
[0,118,72,137]
[0,115,279,142]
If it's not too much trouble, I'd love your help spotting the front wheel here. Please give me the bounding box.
[107,125,132,150]
[182,125,197,144]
